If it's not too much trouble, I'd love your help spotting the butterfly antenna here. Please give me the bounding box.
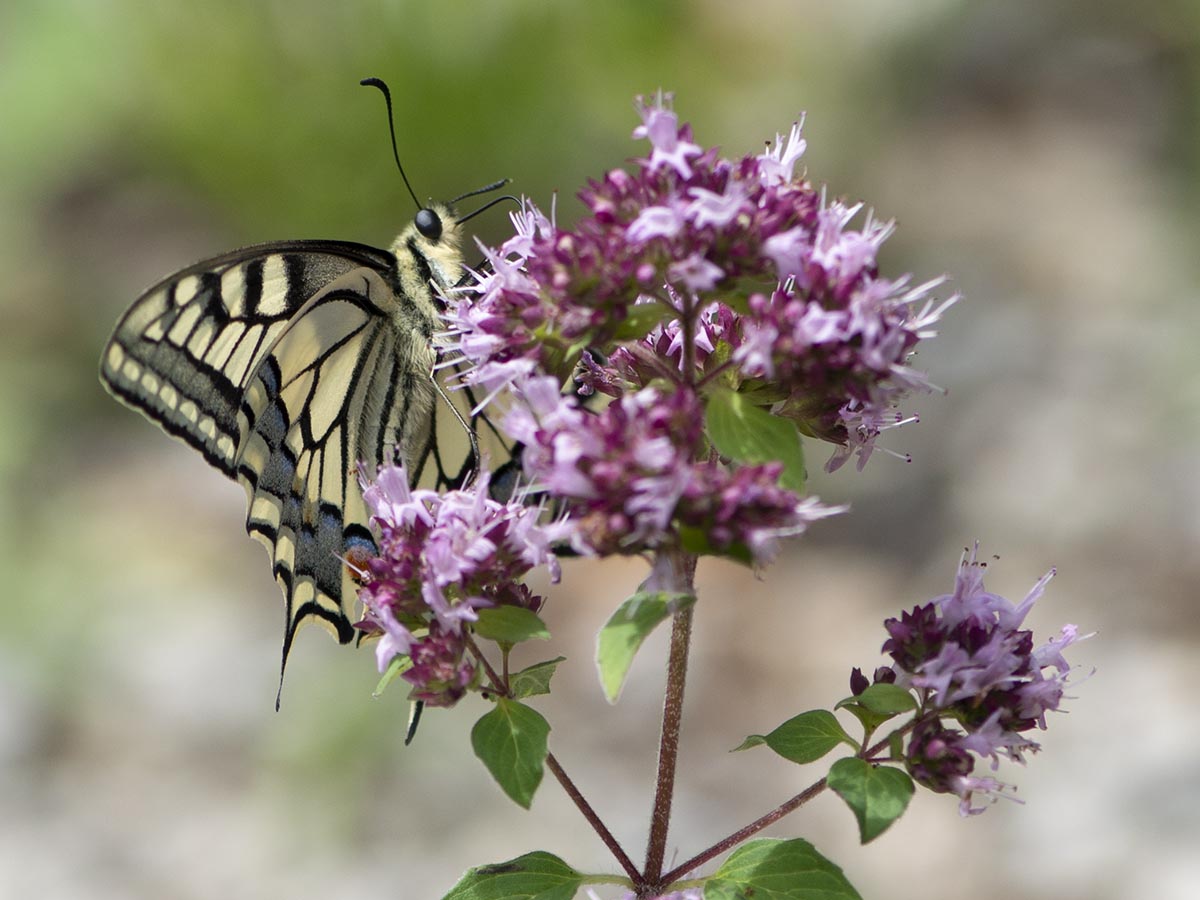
[456,192,521,226]
[360,77,422,211]
[450,179,511,204]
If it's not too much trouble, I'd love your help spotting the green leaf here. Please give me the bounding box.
[835,684,917,735]
[835,701,893,736]
[596,591,696,703]
[827,758,915,844]
[719,276,779,315]
[705,388,807,492]
[854,683,917,715]
[731,734,768,752]
[372,653,412,697]
[474,606,551,645]
[442,851,583,900]
[509,657,567,700]
[612,301,676,341]
[705,838,862,900]
[734,710,857,763]
[470,699,550,809]
[678,524,753,565]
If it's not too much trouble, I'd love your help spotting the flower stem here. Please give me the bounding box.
[643,551,698,885]
[546,752,642,882]
[660,777,828,884]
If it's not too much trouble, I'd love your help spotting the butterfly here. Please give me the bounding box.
[99,79,508,703]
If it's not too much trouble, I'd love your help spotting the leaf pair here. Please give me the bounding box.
[735,684,919,843]
[470,608,562,809]
[468,657,565,809]
[445,839,861,900]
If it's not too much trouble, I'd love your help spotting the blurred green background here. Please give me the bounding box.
[3,1,1198,898]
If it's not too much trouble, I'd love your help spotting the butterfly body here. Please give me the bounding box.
[101,204,465,666]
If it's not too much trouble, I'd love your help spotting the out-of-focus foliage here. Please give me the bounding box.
[2,2,1198,899]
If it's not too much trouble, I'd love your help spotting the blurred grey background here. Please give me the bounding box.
[2,2,1196,898]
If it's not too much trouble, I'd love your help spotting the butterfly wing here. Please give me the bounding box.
[101,240,400,472]
[101,240,443,672]
[235,266,440,659]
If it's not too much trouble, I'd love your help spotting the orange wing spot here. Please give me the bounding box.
[343,545,375,584]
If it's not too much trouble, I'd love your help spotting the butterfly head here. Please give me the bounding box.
[393,201,464,292]
[414,207,443,241]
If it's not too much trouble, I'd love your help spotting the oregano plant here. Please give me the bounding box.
[354,92,1090,900]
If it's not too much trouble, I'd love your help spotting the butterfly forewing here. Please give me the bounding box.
[101,228,462,672]
[102,241,398,472]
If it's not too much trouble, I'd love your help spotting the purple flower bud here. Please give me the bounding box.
[849,665,898,696]
[403,623,475,707]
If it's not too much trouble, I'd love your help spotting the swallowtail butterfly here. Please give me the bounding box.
[99,80,504,700]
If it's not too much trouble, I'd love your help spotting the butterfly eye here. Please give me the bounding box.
[415,208,443,241]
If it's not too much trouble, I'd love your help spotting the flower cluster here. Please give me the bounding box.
[354,464,564,706]
[502,377,843,558]
[446,91,955,476]
[866,545,1088,814]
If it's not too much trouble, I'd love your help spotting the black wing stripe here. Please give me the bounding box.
[242,258,265,314]
[283,254,307,313]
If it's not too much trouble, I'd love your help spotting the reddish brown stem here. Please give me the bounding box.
[546,752,641,882]
[643,595,696,882]
[659,777,828,885]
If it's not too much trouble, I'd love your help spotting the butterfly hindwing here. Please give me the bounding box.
[234,267,439,656]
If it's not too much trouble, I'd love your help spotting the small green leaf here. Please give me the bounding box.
[596,592,696,703]
[678,524,753,565]
[719,276,778,314]
[509,657,567,699]
[474,606,551,645]
[470,699,550,809]
[736,710,857,763]
[442,851,583,900]
[705,388,807,492]
[612,301,676,341]
[731,734,768,752]
[372,653,412,697]
[827,758,915,844]
[705,838,862,900]
[855,683,917,715]
[835,684,918,735]
[834,701,893,736]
